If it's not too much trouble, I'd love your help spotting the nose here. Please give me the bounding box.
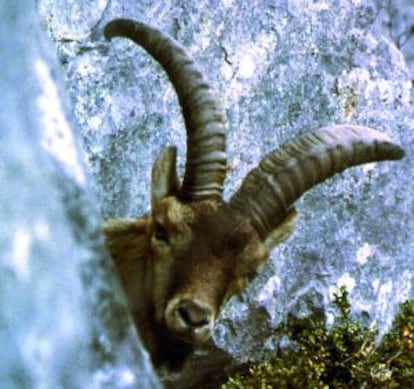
[176,299,211,327]
[166,298,214,343]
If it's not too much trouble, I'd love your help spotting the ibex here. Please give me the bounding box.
[103,18,404,369]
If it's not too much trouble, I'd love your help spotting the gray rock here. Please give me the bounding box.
[377,0,414,79]
[38,0,414,386]
[0,1,159,387]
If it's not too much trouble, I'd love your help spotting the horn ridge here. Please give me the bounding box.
[230,125,404,239]
[104,18,226,201]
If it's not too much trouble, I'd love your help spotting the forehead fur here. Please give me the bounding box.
[153,197,266,271]
[190,203,265,266]
[154,197,195,225]
[154,197,221,226]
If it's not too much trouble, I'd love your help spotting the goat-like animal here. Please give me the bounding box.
[103,18,404,368]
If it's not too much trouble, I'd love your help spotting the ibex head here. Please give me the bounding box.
[103,19,404,368]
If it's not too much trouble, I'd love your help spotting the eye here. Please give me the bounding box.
[154,221,169,242]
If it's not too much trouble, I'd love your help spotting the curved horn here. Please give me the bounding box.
[230,125,404,239]
[104,18,226,201]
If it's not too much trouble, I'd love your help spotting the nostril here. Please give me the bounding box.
[176,300,211,328]
[177,306,209,327]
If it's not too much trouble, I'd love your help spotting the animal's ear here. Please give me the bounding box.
[264,208,298,250]
[151,146,180,209]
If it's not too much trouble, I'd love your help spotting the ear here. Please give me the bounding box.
[151,146,180,209]
[264,207,298,250]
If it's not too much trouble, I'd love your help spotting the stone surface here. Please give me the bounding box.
[377,0,414,79]
[37,0,413,386]
[0,1,159,387]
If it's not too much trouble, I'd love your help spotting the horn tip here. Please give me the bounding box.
[103,20,116,41]
[104,18,131,41]
[385,143,405,161]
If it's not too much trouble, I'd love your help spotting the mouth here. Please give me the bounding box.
[164,317,212,346]
[153,321,196,369]
[172,326,211,345]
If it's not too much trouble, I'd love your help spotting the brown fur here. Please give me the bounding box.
[103,197,282,368]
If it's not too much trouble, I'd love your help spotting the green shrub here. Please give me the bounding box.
[222,288,414,388]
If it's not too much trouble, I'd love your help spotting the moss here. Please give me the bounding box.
[222,288,414,388]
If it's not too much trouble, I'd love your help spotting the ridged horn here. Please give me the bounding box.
[230,125,404,239]
[104,18,226,201]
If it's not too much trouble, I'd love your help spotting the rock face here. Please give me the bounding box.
[37,0,413,386]
[381,0,414,79]
[0,1,159,387]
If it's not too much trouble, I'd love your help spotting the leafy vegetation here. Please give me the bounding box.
[222,288,414,388]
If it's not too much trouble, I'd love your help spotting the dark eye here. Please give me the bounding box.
[154,222,169,242]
